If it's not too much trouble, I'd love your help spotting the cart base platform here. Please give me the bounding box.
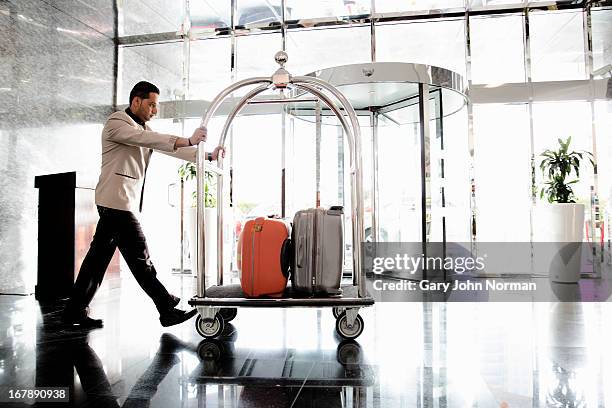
[188,284,374,308]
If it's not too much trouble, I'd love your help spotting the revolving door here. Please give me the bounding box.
[286,63,469,279]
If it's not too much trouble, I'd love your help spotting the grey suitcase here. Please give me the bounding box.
[291,206,344,296]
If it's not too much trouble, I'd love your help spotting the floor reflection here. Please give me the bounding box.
[35,302,195,408]
[33,317,374,407]
[188,327,374,407]
[0,275,611,407]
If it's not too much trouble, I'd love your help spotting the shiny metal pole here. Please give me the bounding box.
[180,178,185,273]
[215,167,223,287]
[281,96,287,218]
[315,101,322,207]
[418,82,431,280]
[197,77,272,298]
[196,145,206,297]
[465,11,477,252]
[370,112,379,243]
[435,89,447,280]
[584,4,601,274]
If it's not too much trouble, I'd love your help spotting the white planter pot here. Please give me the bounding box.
[186,207,217,282]
[532,203,585,283]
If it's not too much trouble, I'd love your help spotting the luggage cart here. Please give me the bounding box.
[189,51,374,340]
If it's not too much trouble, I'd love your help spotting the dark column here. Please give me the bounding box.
[34,171,76,301]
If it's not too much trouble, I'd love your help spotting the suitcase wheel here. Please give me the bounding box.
[195,314,225,339]
[335,313,364,340]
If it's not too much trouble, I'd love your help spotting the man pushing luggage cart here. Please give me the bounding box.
[188,51,373,341]
[62,81,224,329]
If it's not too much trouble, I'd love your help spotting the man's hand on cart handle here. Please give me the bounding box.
[210,146,226,161]
[188,127,207,146]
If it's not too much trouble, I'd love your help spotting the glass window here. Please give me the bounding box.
[428,95,470,243]
[119,43,184,104]
[288,116,317,213]
[469,0,524,9]
[440,103,471,242]
[189,37,232,101]
[470,14,525,84]
[591,9,612,72]
[119,0,184,36]
[473,103,531,242]
[286,26,371,75]
[190,0,230,30]
[232,114,283,216]
[376,0,464,13]
[376,115,423,242]
[236,33,282,81]
[594,101,612,229]
[238,0,282,27]
[319,122,348,209]
[376,19,467,77]
[529,10,586,81]
[285,0,370,20]
[470,0,572,9]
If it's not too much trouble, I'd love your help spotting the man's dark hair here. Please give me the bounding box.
[129,81,160,104]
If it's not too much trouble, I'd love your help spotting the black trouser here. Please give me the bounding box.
[64,206,174,317]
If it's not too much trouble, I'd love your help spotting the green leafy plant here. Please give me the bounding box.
[539,136,594,203]
[178,162,216,208]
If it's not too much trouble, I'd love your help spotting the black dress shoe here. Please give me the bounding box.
[62,316,104,329]
[169,294,180,308]
[159,308,197,327]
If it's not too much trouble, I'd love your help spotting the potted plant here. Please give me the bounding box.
[178,162,217,278]
[533,136,594,283]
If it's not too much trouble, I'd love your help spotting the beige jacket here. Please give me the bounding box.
[95,111,197,212]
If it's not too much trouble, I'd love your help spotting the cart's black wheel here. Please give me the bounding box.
[337,340,363,365]
[197,340,223,361]
[195,315,224,339]
[335,313,364,340]
[332,307,344,319]
[219,308,237,322]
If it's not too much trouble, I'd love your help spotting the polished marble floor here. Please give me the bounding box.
[1,275,612,407]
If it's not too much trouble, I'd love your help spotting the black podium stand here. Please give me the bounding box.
[34,171,76,301]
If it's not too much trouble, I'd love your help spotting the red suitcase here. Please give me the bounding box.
[237,217,291,297]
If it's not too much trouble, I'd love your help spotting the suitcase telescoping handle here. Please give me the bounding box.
[195,58,365,299]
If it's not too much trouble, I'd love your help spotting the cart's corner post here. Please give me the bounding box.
[216,156,224,287]
[352,109,366,298]
[197,134,206,298]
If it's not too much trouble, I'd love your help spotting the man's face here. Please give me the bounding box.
[132,92,159,122]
